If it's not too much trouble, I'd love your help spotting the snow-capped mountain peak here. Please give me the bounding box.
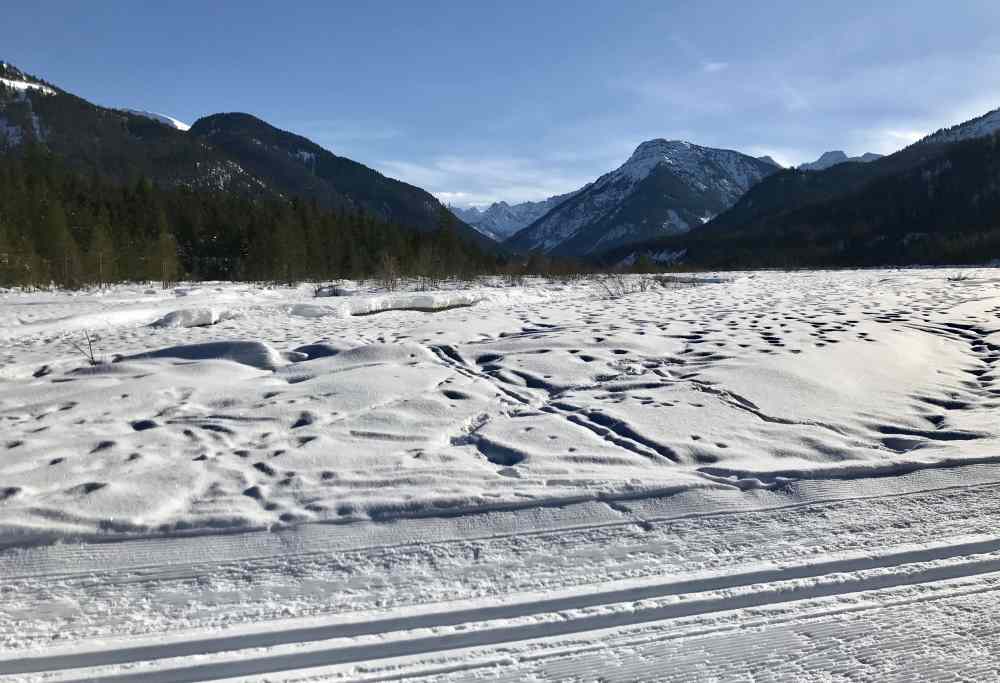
[124,109,191,132]
[619,139,696,180]
[505,138,779,256]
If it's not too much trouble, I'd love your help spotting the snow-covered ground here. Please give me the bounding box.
[2,269,999,680]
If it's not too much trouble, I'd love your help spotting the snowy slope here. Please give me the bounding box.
[919,107,1000,145]
[0,77,55,96]
[0,61,56,96]
[123,109,191,131]
[450,191,579,241]
[798,150,883,171]
[506,139,777,256]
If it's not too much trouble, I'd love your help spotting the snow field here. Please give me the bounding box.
[1,270,998,545]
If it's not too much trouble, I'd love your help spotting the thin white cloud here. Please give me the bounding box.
[377,155,595,208]
[701,61,729,73]
[742,145,804,169]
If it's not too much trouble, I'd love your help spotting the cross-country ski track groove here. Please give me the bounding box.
[7,534,1000,681]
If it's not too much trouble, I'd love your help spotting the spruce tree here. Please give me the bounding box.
[87,223,114,287]
[155,228,181,288]
[0,222,11,286]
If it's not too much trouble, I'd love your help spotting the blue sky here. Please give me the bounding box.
[5,1,1000,206]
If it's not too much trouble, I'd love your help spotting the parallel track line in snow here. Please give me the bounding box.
[8,535,1000,679]
[32,556,1000,683]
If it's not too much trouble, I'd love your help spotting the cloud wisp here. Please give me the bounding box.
[377,155,596,208]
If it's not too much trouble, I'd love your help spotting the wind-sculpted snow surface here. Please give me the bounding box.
[0,270,999,545]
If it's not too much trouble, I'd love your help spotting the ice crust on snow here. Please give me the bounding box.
[1,270,999,544]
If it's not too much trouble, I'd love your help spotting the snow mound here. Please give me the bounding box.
[150,308,235,328]
[308,342,436,368]
[118,340,290,370]
[290,302,350,318]
[290,292,483,318]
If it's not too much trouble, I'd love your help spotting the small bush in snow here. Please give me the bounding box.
[377,253,401,292]
[595,274,639,299]
[69,330,105,366]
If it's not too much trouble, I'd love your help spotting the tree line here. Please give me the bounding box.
[0,147,501,289]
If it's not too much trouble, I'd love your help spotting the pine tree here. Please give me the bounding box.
[86,223,114,287]
[0,222,11,286]
[39,200,81,287]
[155,228,181,288]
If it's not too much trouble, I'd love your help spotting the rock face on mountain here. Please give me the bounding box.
[0,61,481,241]
[504,139,779,256]
[799,150,883,171]
[450,192,578,240]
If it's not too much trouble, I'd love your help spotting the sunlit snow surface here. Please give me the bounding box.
[0,78,55,96]
[1,270,999,546]
[122,109,191,131]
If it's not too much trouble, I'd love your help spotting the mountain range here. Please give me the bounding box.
[0,61,486,246]
[3,58,1000,268]
[798,150,883,171]
[449,191,578,240]
[610,105,1000,267]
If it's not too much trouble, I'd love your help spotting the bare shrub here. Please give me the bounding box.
[595,274,635,299]
[69,330,104,366]
[376,252,401,292]
[503,269,526,287]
